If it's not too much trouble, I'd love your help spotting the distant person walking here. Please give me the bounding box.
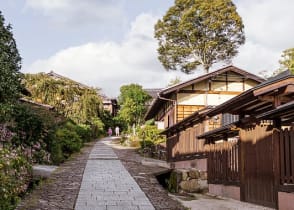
[115,126,120,136]
[108,127,112,137]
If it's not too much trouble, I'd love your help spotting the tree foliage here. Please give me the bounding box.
[279,48,294,74]
[167,76,182,87]
[155,0,245,73]
[117,84,151,127]
[0,11,22,103]
[23,73,103,125]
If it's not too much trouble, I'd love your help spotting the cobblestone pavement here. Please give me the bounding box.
[75,139,154,210]
[17,141,96,210]
[108,138,186,210]
[17,138,184,210]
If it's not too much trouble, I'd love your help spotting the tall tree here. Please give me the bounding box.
[0,11,22,103]
[155,0,245,74]
[118,84,151,127]
[279,48,294,74]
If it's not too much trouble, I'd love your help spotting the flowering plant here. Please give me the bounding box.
[0,148,32,210]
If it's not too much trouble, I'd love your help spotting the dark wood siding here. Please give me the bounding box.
[240,124,276,208]
[207,140,240,185]
[166,123,206,162]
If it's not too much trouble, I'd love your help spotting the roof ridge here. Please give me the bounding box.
[159,65,264,95]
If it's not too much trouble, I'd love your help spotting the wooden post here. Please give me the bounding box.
[239,129,245,201]
[273,128,280,209]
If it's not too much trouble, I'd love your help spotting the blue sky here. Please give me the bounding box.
[1,0,293,96]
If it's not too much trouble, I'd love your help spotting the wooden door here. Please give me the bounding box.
[240,124,276,208]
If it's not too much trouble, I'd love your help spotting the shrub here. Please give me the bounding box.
[55,127,82,158]
[167,171,179,193]
[139,140,154,149]
[0,148,32,210]
[75,124,92,142]
[11,104,44,149]
[50,137,64,165]
[91,117,105,138]
[137,125,165,149]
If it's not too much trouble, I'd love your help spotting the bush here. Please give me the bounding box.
[75,124,92,142]
[137,125,165,149]
[11,104,44,149]
[50,137,64,165]
[91,117,105,138]
[55,127,82,158]
[47,120,95,164]
[0,148,32,210]
[167,171,179,193]
[139,140,154,149]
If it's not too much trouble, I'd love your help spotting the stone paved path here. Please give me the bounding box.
[17,141,96,210]
[75,139,155,210]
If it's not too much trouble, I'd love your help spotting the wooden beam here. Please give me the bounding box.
[243,100,270,111]
[178,90,242,95]
[274,95,281,107]
[228,98,260,112]
[247,104,274,116]
[258,95,292,104]
[253,78,294,96]
[226,72,228,91]
[283,84,294,95]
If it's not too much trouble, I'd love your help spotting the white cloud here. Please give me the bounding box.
[237,0,294,50]
[25,13,193,97]
[233,0,294,74]
[24,0,124,25]
[25,0,294,96]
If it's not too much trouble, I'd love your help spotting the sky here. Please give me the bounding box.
[1,0,293,97]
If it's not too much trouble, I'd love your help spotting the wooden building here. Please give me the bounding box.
[198,70,294,209]
[146,66,264,168]
[102,96,118,117]
[47,71,118,115]
[145,65,263,129]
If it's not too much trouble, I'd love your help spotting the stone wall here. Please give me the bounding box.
[169,168,208,193]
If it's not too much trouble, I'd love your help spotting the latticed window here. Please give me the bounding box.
[221,113,239,126]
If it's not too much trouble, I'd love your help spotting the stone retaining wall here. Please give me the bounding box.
[169,168,208,193]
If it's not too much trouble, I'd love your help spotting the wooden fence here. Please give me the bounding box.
[275,127,294,192]
[207,141,240,185]
[166,123,207,162]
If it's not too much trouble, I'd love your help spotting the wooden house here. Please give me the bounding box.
[145,65,264,168]
[47,70,118,115]
[198,70,294,209]
[102,96,119,117]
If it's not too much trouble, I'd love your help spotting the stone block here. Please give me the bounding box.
[189,169,200,179]
[179,179,201,193]
[200,171,207,180]
[198,179,208,191]
[182,171,188,181]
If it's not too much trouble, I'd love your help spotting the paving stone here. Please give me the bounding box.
[17,138,183,210]
[75,140,154,210]
[16,142,96,210]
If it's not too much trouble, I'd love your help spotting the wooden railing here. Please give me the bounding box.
[207,141,240,185]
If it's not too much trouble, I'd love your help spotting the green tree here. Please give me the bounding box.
[279,48,294,74]
[0,11,22,103]
[23,73,103,125]
[118,84,151,127]
[155,0,245,74]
